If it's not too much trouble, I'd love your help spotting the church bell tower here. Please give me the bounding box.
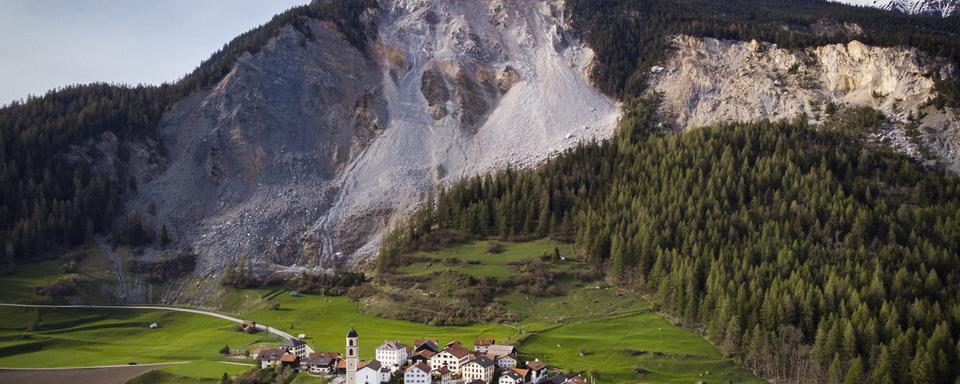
[346,328,359,384]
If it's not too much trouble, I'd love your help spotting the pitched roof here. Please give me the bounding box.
[347,328,359,338]
[512,368,530,378]
[303,352,337,366]
[365,360,383,371]
[414,339,439,349]
[442,343,471,358]
[338,360,368,369]
[258,348,285,361]
[378,340,408,350]
[503,370,524,380]
[280,354,299,363]
[468,355,494,368]
[526,360,547,371]
[494,353,516,361]
[310,352,341,359]
[406,362,431,374]
[474,338,495,346]
[282,338,305,347]
[414,350,436,358]
[435,367,451,375]
[485,345,516,356]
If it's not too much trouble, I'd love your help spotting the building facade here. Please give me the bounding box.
[376,340,410,370]
[462,356,495,384]
[404,362,431,384]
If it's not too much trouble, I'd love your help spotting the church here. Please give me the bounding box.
[346,328,391,384]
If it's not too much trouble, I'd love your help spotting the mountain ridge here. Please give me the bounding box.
[835,0,959,16]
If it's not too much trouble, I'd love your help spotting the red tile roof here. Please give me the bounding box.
[526,360,547,371]
[443,344,471,358]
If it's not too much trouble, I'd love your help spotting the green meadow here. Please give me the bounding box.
[0,306,275,379]
[0,239,765,383]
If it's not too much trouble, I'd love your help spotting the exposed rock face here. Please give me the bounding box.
[129,20,387,288]
[835,0,959,16]
[650,35,960,171]
[129,0,620,302]
[313,0,620,263]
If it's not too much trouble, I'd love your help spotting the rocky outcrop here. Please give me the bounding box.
[128,19,387,282]
[313,0,620,264]
[127,0,620,302]
[835,0,959,17]
[649,35,960,171]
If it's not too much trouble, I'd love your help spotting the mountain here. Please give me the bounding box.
[835,0,960,16]
[3,0,960,381]
[2,0,960,303]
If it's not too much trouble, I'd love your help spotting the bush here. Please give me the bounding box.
[296,271,366,295]
[35,275,80,298]
[486,241,503,254]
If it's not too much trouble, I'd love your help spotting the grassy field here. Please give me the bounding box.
[396,239,580,278]
[0,306,278,380]
[245,294,515,357]
[520,312,764,383]
[0,239,765,383]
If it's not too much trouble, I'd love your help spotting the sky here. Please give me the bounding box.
[0,0,308,106]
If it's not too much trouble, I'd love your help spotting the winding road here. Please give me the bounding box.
[0,303,314,354]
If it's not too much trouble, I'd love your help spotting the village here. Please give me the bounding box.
[255,328,588,384]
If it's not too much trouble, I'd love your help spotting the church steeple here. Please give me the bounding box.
[346,328,359,384]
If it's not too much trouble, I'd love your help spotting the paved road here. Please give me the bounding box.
[0,303,313,354]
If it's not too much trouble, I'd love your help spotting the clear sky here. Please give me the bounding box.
[0,0,308,106]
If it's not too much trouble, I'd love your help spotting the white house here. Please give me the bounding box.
[473,338,495,352]
[493,354,517,369]
[499,370,525,384]
[258,349,285,369]
[404,362,431,384]
[525,360,548,384]
[461,355,495,384]
[376,340,410,370]
[357,360,390,384]
[282,338,309,359]
[301,352,338,374]
[429,343,471,373]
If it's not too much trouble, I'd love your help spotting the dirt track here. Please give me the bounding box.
[0,364,169,384]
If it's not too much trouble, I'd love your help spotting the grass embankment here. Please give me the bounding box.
[0,239,764,383]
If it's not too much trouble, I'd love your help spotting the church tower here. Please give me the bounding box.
[346,328,359,384]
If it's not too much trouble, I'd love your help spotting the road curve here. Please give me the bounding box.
[0,303,313,354]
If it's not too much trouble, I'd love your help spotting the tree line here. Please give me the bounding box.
[379,97,960,383]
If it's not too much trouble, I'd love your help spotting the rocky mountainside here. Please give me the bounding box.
[650,35,960,171]
[836,0,959,16]
[123,0,618,301]
[9,0,960,305]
